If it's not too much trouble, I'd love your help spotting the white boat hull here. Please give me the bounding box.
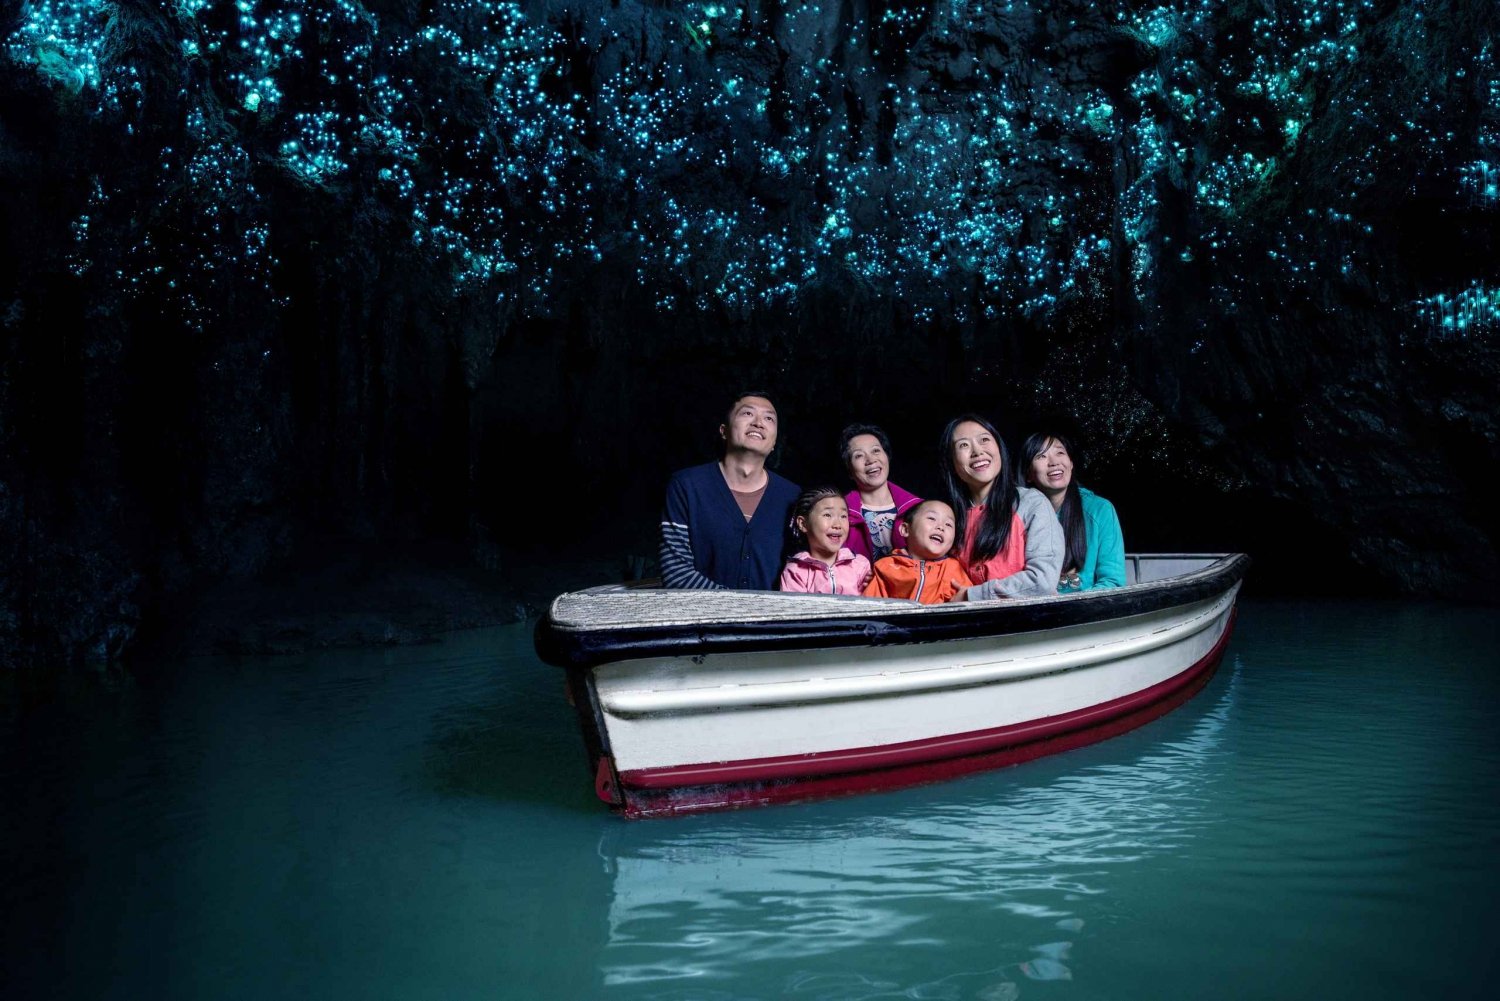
[538,554,1248,817]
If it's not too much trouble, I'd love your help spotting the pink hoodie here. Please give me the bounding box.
[778,548,873,595]
[844,483,923,561]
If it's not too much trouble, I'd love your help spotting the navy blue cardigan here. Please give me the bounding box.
[659,462,800,589]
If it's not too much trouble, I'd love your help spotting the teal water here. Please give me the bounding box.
[4,601,1499,1000]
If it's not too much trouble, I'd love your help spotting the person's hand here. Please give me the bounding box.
[946,587,969,603]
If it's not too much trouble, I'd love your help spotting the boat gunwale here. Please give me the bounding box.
[600,585,1238,717]
[536,553,1250,670]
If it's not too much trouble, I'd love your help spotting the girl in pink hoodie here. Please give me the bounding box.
[778,487,873,595]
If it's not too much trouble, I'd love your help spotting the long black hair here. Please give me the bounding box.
[1022,431,1085,573]
[939,413,1018,565]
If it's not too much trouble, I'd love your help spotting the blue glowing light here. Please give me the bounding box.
[3,0,1494,333]
[1415,284,1500,339]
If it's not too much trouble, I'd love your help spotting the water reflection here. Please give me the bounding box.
[594,660,1239,995]
[8,603,1497,1000]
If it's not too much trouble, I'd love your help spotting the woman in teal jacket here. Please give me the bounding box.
[1021,432,1126,591]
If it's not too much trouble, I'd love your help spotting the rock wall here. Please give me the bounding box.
[2,1,1497,665]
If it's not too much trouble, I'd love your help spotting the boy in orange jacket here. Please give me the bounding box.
[863,500,973,604]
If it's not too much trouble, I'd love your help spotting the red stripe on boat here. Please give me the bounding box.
[613,610,1236,818]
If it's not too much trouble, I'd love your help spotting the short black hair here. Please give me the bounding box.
[720,390,781,465]
[726,390,776,422]
[838,423,891,468]
[900,497,951,526]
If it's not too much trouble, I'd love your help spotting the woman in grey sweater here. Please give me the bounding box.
[940,414,1064,600]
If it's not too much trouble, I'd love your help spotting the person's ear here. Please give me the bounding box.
[896,520,910,540]
[720,423,727,440]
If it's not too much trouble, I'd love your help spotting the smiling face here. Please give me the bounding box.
[796,496,849,560]
[1028,437,1074,499]
[898,501,957,560]
[949,420,1002,497]
[844,433,890,492]
[721,395,777,457]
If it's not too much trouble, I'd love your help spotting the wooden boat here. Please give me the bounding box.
[535,553,1249,818]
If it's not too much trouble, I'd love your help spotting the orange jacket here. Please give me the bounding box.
[862,551,973,605]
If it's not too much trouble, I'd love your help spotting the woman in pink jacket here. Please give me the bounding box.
[839,423,922,561]
[778,487,873,595]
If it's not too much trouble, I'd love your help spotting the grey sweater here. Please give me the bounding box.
[965,487,1065,600]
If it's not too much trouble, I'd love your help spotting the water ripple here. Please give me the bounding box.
[5,608,1499,1000]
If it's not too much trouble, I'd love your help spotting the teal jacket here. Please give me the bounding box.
[1059,486,1126,592]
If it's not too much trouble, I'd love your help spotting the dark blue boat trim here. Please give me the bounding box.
[536,554,1250,670]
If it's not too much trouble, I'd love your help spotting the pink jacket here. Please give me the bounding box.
[778,548,873,595]
[843,483,923,560]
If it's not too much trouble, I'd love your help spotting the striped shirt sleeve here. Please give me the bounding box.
[660,475,722,589]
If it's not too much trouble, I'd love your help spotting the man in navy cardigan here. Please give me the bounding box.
[660,392,801,589]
